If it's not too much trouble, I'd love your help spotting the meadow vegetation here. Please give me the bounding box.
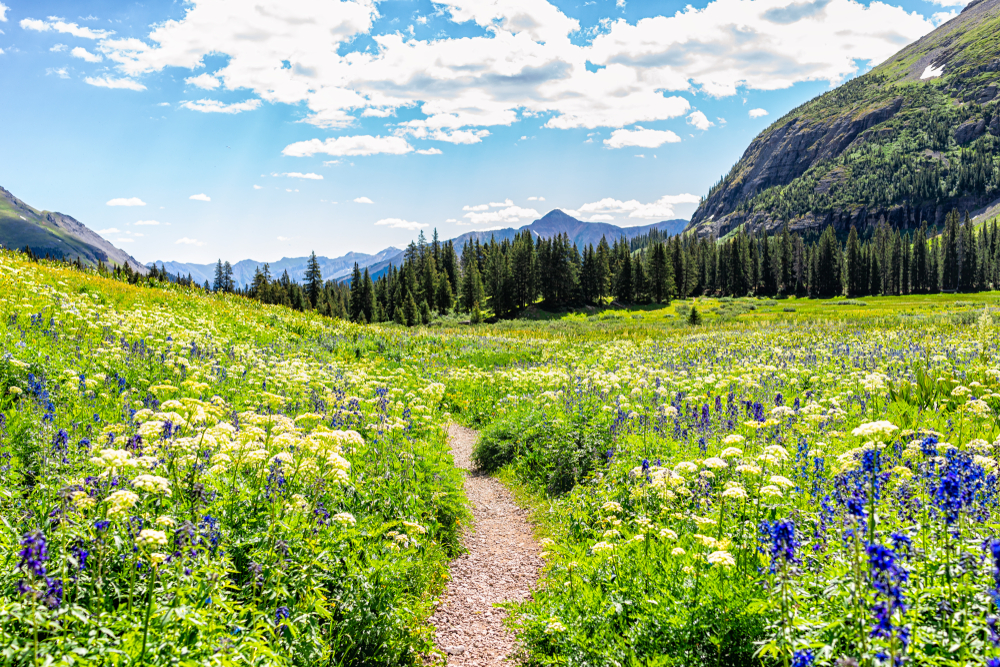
[4,248,1000,666]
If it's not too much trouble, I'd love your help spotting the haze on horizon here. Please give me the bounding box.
[0,0,968,264]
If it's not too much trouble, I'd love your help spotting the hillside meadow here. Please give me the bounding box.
[3,249,1000,666]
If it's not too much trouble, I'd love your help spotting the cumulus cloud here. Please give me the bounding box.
[527,196,546,201]
[749,108,770,118]
[180,99,261,114]
[74,0,935,145]
[375,218,428,230]
[47,67,70,78]
[20,17,111,39]
[354,197,374,204]
[185,73,220,89]
[189,193,211,201]
[253,185,263,190]
[280,172,323,180]
[50,44,67,52]
[571,194,701,222]
[463,205,539,225]
[71,46,102,62]
[0,2,7,22]
[85,76,146,91]
[687,111,713,131]
[106,197,146,207]
[604,127,681,149]
[283,135,413,157]
[133,220,161,225]
[416,148,443,155]
[175,237,205,246]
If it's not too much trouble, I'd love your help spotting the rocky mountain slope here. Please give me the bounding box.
[688,0,1000,238]
[0,186,146,273]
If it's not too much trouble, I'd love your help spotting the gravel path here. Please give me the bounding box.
[429,425,542,666]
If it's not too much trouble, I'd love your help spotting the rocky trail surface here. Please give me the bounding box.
[429,425,542,666]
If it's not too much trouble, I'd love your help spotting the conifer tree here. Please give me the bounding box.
[305,252,323,308]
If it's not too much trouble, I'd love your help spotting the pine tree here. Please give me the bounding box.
[305,252,323,308]
[213,259,224,292]
[436,275,453,315]
[403,290,419,327]
[349,264,364,321]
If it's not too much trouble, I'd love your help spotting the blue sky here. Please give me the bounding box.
[0,0,965,264]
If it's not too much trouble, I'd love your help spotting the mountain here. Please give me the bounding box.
[361,210,688,281]
[0,186,146,273]
[151,247,401,290]
[689,0,1000,238]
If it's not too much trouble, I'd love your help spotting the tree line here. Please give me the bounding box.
[13,209,1000,326]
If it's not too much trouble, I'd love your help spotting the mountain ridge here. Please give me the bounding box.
[154,210,688,289]
[688,0,1000,238]
[0,186,147,273]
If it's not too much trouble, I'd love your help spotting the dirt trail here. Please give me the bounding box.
[429,425,542,666]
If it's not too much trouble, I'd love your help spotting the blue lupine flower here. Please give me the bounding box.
[790,649,814,667]
[18,531,48,578]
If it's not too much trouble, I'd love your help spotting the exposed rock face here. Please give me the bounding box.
[955,119,987,144]
[688,0,1000,237]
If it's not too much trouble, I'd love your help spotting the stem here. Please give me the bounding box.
[139,567,156,664]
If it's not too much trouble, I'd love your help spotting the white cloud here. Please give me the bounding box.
[189,193,211,201]
[0,3,7,22]
[83,0,935,144]
[133,220,161,225]
[375,218,428,230]
[50,44,67,52]
[527,196,545,201]
[416,148,443,155]
[354,197,374,204]
[20,17,111,39]
[588,214,615,222]
[97,228,121,234]
[175,237,205,246]
[106,197,146,207]
[926,0,969,6]
[283,135,413,158]
[253,185,264,190]
[185,73,220,90]
[71,46,102,62]
[281,172,323,180]
[180,99,261,114]
[463,205,539,225]
[687,111,713,131]
[46,67,69,78]
[604,127,681,149]
[571,194,701,222]
[749,108,769,119]
[463,204,489,212]
[490,199,514,207]
[277,236,292,241]
[85,76,146,91]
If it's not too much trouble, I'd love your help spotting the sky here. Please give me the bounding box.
[0,0,969,264]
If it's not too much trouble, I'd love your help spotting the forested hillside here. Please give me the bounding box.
[689,0,1000,237]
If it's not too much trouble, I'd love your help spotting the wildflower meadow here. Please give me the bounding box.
[4,247,1000,666]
